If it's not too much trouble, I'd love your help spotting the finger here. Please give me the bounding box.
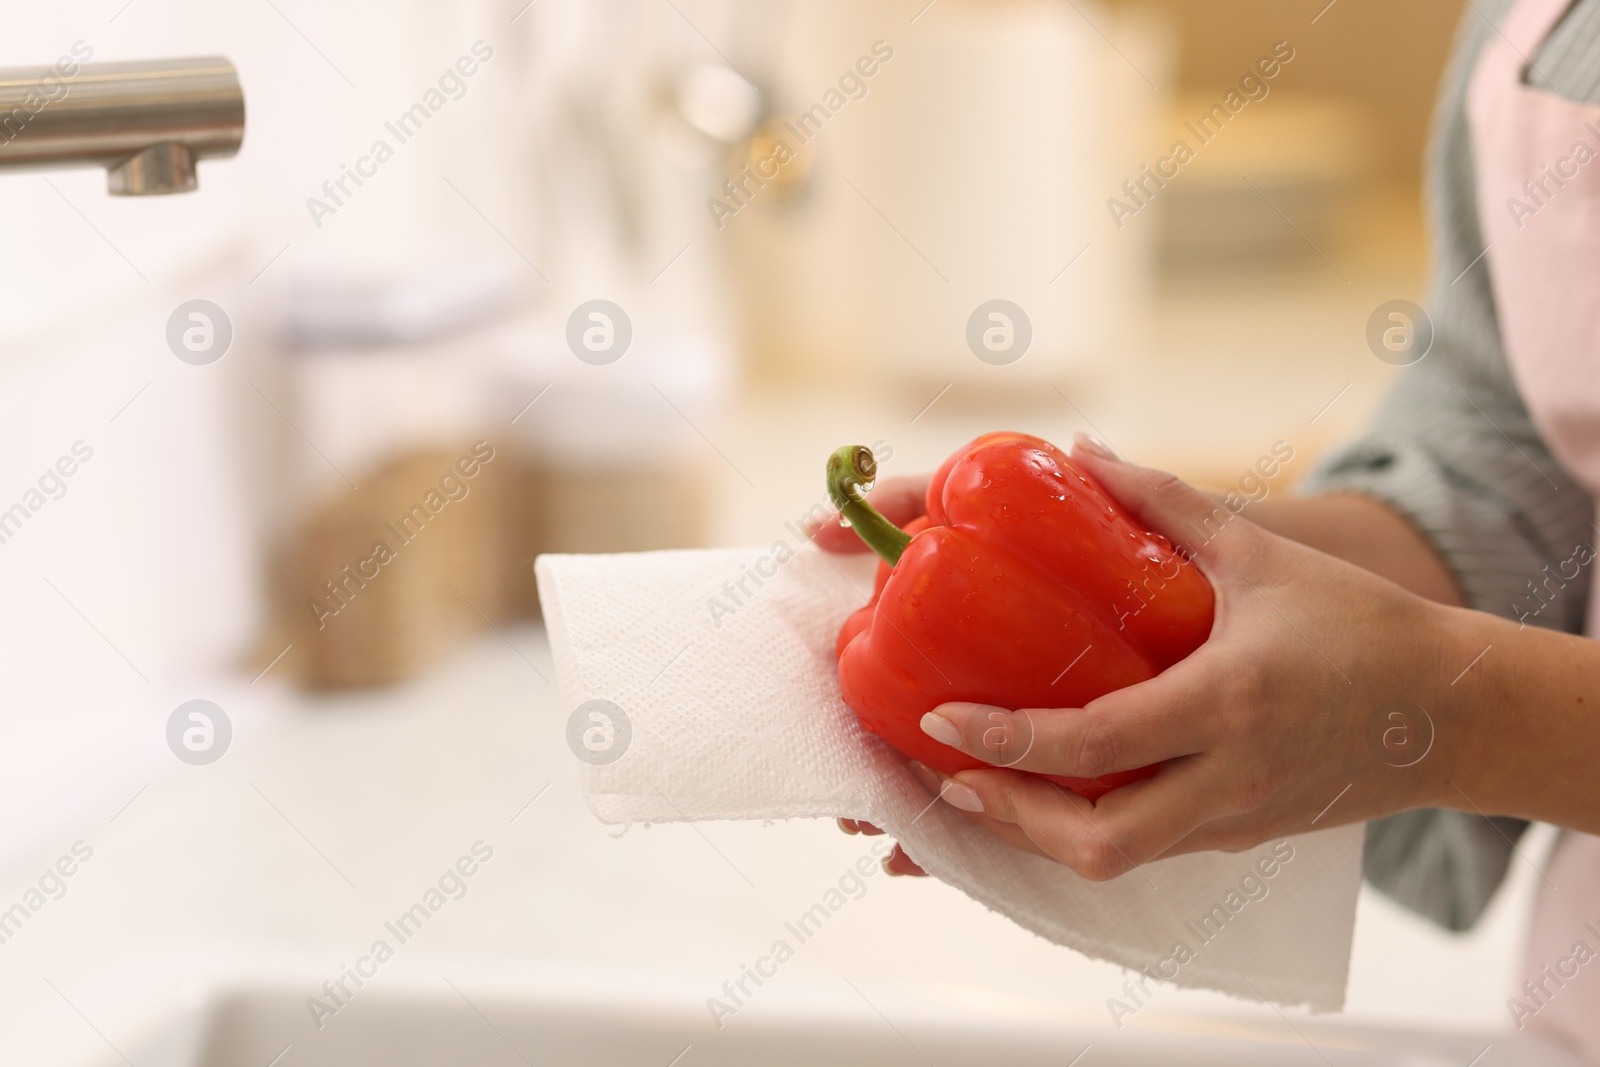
[837,818,885,836]
[965,811,1056,860]
[926,807,1056,862]
[952,759,1223,881]
[808,476,928,554]
[883,844,927,876]
[1069,433,1261,576]
[909,761,1055,861]
[923,695,1217,778]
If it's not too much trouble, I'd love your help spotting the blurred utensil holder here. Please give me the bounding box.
[257,317,726,689]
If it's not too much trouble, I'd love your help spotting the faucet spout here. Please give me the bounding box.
[0,56,244,195]
[109,142,198,195]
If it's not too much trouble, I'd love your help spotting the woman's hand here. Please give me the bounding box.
[915,434,1471,879]
[823,435,1600,878]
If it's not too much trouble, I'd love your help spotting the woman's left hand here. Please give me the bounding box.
[916,436,1472,880]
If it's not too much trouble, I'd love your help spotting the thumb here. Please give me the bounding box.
[1069,432,1258,574]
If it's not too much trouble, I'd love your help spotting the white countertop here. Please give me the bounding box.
[0,622,1547,1066]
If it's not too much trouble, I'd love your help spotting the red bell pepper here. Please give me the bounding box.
[828,432,1214,801]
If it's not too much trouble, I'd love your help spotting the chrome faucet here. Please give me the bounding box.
[0,56,244,195]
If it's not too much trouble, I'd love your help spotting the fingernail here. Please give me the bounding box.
[920,711,963,748]
[939,779,984,813]
[907,760,943,794]
[1073,432,1119,462]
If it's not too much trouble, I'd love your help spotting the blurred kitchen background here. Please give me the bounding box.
[2,1,1545,1065]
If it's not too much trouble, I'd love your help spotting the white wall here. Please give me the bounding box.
[0,0,538,859]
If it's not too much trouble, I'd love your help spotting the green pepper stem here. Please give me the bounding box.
[826,445,914,566]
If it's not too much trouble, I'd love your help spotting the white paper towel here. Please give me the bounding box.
[535,543,1363,1011]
